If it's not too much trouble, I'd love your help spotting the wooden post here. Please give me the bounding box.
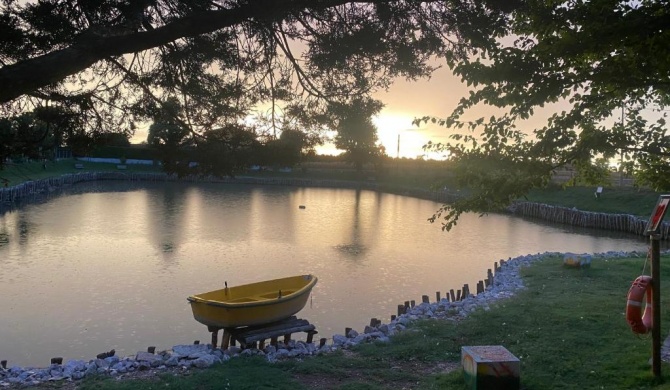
[147,346,156,354]
[391,314,396,321]
[370,318,378,327]
[404,301,410,309]
[319,338,327,348]
[193,340,200,345]
[270,336,278,346]
[422,295,430,304]
[50,357,63,365]
[397,304,405,316]
[222,331,231,350]
[456,290,461,301]
[436,291,441,302]
[284,334,292,343]
[307,330,317,343]
[450,289,456,302]
[410,300,416,307]
[345,327,352,337]
[652,234,661,378]
[0,360,6,369]
[258,339,266,349]
[210,329,219,349]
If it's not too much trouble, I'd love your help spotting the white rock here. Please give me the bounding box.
[192,355,218,369]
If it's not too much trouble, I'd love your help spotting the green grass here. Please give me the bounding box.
[71,255,670,389]
[526,186,663,217]
[356,255,670,389]
[0,159,161,187]
[77,356,304,390]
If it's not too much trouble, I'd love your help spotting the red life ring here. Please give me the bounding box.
[626,275,653,334]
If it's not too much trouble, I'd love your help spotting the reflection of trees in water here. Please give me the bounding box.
[0,211,33,248]
[333,190,382,260]
[0,216,8,248]
[334,243,367,258]
[17,213,30,246]
[145,184,187,263]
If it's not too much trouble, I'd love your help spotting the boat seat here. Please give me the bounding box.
[257,290,296,299]
[228,297,260,303]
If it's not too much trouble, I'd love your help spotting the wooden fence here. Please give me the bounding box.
[508,201,668,240]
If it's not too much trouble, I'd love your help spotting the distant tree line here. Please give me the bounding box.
[0,103,388,177]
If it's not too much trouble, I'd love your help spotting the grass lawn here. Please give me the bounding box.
[0,159,161,188]
[525,186,663,217]
[74,255,670,389]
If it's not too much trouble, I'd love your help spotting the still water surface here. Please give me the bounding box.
[0,181,651,366]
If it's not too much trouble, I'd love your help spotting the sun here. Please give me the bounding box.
[373,113,434,159]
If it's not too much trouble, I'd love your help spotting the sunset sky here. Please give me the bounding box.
[362,65,571,160]
[129,58,574,160]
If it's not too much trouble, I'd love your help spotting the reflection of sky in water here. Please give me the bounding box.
[0,181,654,366]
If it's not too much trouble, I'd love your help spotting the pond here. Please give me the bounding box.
[0,180,652,366]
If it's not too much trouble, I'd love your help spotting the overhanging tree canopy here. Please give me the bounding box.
[421,0,670,230]
[0,0,506,155]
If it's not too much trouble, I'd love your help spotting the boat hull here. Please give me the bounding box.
[187,274,317,328]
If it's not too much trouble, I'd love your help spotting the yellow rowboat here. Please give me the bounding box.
[187,274,317,328]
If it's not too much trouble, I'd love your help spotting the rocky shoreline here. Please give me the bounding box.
[0,250,650,388]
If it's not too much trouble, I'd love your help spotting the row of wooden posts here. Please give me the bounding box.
[510,201,670,240]
[393,261,502,318]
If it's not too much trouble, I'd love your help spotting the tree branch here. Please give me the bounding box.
[0,0,363,103]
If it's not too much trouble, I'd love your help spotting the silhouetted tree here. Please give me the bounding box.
[418,0,670,230]
[331,97,384,171]
[0,0,503,172]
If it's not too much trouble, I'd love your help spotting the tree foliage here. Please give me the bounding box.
[421,0,670,230]
[330,97,384,170]
[0,0,507,175]
[196,124,261,177]
[147,98,191,172]
[0,105,86,162]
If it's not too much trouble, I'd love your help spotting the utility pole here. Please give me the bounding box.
[396,133,400,175]
[396,133,400,159]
